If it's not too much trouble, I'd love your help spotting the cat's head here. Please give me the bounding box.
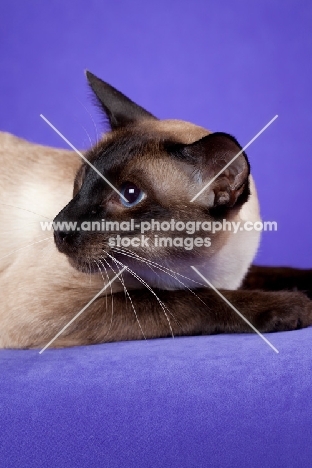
[53,71,250,286]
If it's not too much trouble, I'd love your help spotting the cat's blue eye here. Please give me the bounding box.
[120,182,145,207]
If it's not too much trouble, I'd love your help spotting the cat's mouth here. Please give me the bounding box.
[67,251,131,275]
[53,227,116,273]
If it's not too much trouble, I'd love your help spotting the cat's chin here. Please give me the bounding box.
[67,256,109,275]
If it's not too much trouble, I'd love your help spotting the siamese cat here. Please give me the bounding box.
[0,71,311,349]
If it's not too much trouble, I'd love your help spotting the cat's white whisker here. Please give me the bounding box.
[112,246,204,288]
[107,248,180,325]
[109,254,147,340]
[38,237,56,264]
[76,98,100,146]
[113,247,176,285]
[98,258,111,312]
[111,246,207,305]
[94,257,115,337]
[114,247,164,283]
[0,203,52,220]
[105,252,175,338]
[79,123,93,149]
[94,259,105,284]
[99,256,116,339]
[0,237,53,261]
[1,220,52,234]
[39,266,127,353]
[87,257,93,285]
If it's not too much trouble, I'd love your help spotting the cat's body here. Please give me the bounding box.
[0,72,311,348]
[0,132,103,347]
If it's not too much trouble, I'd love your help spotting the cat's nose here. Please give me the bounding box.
[55,229,69,242]
[54,229,75,251]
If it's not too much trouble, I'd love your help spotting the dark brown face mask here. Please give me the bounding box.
[53,71,250,278]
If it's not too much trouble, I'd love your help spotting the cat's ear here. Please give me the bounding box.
[171,132,250,209]
[85,71,157,130]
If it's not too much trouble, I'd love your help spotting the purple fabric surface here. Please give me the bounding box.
[1,330,312,467]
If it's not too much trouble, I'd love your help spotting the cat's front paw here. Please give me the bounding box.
[259,292,312,332]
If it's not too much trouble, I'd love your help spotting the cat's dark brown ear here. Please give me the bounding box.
[171,132,250,209]
[85,71,157,130]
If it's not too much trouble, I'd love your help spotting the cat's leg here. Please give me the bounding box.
[122,288,312,337]
[52,287,312,346]
[242,265,312,299]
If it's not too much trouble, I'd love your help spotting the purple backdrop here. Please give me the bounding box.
[0,0,311,267]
